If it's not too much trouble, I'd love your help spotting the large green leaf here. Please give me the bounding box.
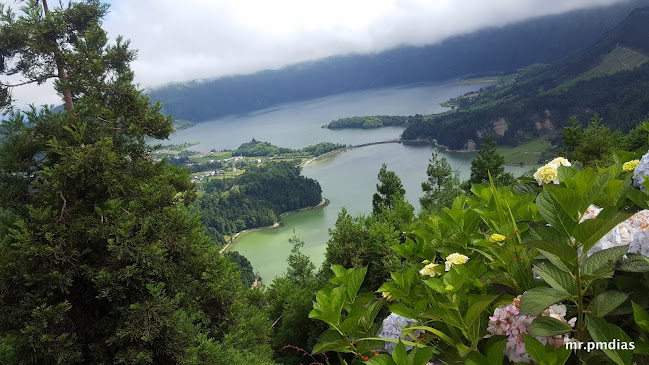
[586,315,633,365]
[464,351,489,365]
[312,328,350,353]
[408,346,436,365]
[523,240,577,266]
[534,262,577,295]
[346,266,367,302]
[520,287,571,316]
[617,253,649,272]
[589,291,629,317]
[464,295,499,329]
[575,170,610,209]
[627,188,649,209]
[407,326,454,346]
[536,189,578,236]
[365,355,397,365]
[574,212,631,254]
[486,339,506,365]
[581,245,629,279]
[523,334,571,365]
[392,341,408,365]
[632,301,649,333]
[533,226,571,244]
[529,316,572,336]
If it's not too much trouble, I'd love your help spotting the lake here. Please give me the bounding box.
[164,80,530,281]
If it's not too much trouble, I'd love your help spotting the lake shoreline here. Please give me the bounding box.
[221,197,329,254]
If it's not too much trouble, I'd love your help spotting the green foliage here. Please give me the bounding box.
[309,265,385,358]
[311,156,649,365]
[323,209,405,293]
[372,164,407,215]
[419,150,462,213]
[462,136,514,191]
[197,161,322,238]
[265,234,328,365]
[574,115,617,167]
[302,142,348,156]
[558,116,582,160]
[402,10,649,150]
[234,139,295,157]
[325,115,413,129]
[233,139,345,157]
[225,251,257,287]
[0,1,276,363]
[523,335,571,365]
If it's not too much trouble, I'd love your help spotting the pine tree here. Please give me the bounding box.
[0,2,275,364]
[372,163,406,215]
[420,150,462,212]
[574,115,614,167]
[463,136,514,190]
[558,116,582,160]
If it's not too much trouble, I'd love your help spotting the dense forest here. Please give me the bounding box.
[0,2,278,364]
[197,162,322,242]
[233,139,346,157]
[403,8,649,150]
[5,2,649,365]
[147,0,649,122]
[324,115,414,129]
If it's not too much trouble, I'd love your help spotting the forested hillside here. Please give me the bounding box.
[403,7,649,150]
[148,0,649,122]
[197,162,322,244]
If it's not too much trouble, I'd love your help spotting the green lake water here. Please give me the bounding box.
[162,80,532,281]
[229,143,531,281]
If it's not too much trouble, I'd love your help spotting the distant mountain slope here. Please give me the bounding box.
[402,7,649,150]
[148,0,649,122]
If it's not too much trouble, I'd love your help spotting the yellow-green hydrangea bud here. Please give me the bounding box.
[623,159,640,172]
[490,233,506,243]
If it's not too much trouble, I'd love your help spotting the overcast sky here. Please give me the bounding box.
[6,0,629,108]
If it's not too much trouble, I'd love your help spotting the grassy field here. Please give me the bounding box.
[547,46,648,95]
[459,73,517,86]
[497,138,551,164]
[190,151,232,163]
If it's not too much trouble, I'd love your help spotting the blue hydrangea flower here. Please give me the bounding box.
[377,313,421,353]
[632,152,649,192]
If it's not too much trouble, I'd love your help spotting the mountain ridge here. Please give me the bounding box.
[401,6,649,150]
[148,0,649,122]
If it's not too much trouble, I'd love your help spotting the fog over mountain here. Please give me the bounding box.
[9,0,634,107]
[148,0,649,122]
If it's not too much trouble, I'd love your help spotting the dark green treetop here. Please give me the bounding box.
[372,163,406,215]
[463,135,514,190]
[0,1,275,364]
[420,150,462,213]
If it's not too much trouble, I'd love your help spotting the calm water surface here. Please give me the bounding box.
[162,80,529,281]
[232,144,530,281]
[164,80,489,150]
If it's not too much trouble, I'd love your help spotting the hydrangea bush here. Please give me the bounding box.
[310,154,649,365]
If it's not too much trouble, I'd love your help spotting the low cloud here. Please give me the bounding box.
[7,0,629,107]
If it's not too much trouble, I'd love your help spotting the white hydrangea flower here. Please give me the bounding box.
[533,165,559,186]
[579,205,649,257]
[445,253,469,271]
[419,262,441,277]
[547,157,572,168]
